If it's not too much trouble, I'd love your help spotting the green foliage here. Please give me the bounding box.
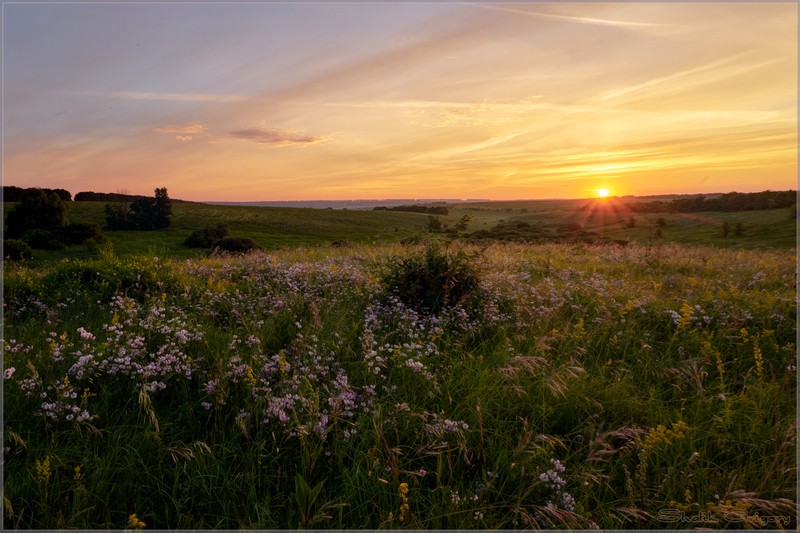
[213,236,259,254]
[3,239,33,261]
[60,222,104,245]
[21,229,66,250]
[374,204,449,215]
[5,189,69,238]
[426,215,443,233]
[184,224,229,248]
[3,185,71,202]
[104,188,173,230]
[2,243,796,529]
[383,243,480,314]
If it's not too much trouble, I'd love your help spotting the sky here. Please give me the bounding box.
[2,1,797,202]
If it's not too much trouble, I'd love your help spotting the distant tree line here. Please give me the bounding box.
[75,191,153,203]
[3,186,72,202]
[374,204,449,215]
[626,190,797,213]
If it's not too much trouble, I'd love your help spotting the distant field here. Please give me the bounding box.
[2,197,796,265]
[4,201,430,263]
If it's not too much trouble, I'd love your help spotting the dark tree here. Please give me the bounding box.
[103,187,172,230]
[153,187,173,229]
[4,189,69,239]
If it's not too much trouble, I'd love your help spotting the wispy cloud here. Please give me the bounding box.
[229,127,325,146]
[470,3,679,30]
[76,91,244,103]
[153,123,210,141]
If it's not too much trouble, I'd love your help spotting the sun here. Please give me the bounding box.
[597,188,610,198]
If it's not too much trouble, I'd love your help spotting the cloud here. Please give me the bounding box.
[153,123,210,141]
[76,91,244,103]
[228,127,325,146]
[470,3,679,30]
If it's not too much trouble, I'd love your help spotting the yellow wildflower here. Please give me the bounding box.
[642,420,689,452]
[753,341,764,380]
[35,456,51,484]
[127,513,146,530]
[244,366,257,386]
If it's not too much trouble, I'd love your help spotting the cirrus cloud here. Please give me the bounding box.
[228,127,325,146]
[153,123,210,141]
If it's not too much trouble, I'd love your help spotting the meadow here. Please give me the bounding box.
[2,230,797,528]
[7,197,796,266]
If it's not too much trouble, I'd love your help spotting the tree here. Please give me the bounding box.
[453,214,472,233]
[104,187,172,230]
[426,216,443,233]
[153,187,173,229]
[5,189,69,239]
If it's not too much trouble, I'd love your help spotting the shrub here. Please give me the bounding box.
[383,244,480,314]
[60,222,103,245]
[4,189,69,238]
[184,224,229,248]
[20,229,66,250]
[213,236,259,254]
[3,239,33,261]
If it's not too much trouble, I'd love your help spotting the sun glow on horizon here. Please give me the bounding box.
[597,188,610,198]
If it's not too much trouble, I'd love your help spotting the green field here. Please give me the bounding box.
[3,197,796,265]
[2,198,798,529]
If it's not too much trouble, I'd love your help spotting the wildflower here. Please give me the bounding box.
[642,420,689,452]
[127,513,146,529]
[74,465,84,483]
[4,367,15,380]
[418,468,427,477]
[398,482,411,522]
[77,327,95,340]
[753,341,764,380]
[35,455,51,484]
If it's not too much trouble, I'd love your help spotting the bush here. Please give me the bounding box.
[20,229,66,250]
[383,244,480,314]
[213,236,258,254]
[3,239,33,261]
[4,189,69,238]
[60,222,103,245]
[184,224,229,248]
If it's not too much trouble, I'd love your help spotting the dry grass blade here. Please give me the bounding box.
[587,426,647,464]
[498,356,549,379]
[168,441,212,463]
[137,386,160,433]
[726,490,797,514]
[609,506,653,526]
[529,504,599,529]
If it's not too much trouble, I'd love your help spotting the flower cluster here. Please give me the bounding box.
[539,459,575,512]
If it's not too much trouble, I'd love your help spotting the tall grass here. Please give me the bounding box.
[3,242,796,529]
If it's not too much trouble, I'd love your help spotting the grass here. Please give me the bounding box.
[4,197,795,266]
[2,239,796,529]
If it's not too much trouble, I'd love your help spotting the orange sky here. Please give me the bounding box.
[3,2,797,201]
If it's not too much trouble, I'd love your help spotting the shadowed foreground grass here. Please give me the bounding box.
[2,242,797,529]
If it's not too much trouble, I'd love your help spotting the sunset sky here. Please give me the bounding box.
[3,2,797,202]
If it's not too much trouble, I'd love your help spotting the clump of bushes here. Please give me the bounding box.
[382,244,480,314]
[17,223,103,250]
[4,189,69,239]
[184,224,229,248]
[213,236,259,254]
[3,239,33,261]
